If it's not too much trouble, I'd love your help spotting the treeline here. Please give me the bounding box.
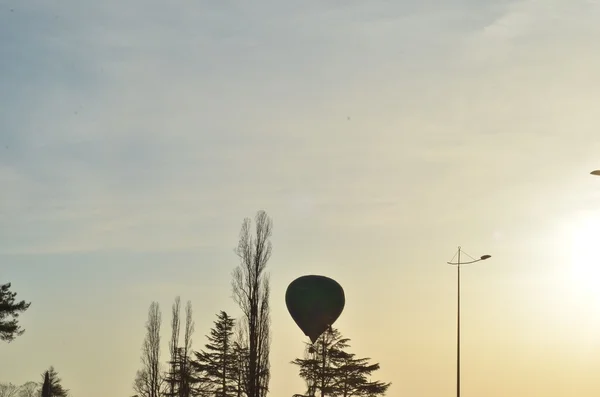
[0,210,390,397]
[0,367,69,397]
[133,304,249,397]
[132,210,390,397]
[132,211,273,397]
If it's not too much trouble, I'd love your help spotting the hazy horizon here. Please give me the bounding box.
[2,1,600,396]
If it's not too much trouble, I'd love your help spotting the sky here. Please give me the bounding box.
[2,0,600,396]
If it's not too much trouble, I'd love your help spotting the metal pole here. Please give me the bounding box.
[457,246,461,397]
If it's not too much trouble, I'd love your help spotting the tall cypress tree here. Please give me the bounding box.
[40,367,69,397]
[41,372,51,397]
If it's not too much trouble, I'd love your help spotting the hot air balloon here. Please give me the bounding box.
[285,275,345,343]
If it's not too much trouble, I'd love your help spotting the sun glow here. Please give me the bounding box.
[566,212,600,302]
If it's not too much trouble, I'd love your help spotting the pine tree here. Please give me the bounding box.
[0,282,31,342]
[192,311,237,397]
[291,328,390,397]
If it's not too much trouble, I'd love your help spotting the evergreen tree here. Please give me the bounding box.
[40,367,69,397]
[41,372,51,397]
[0,282,31,342]
[192,311,237,397]
[165,352,181,397]
[172,346,195,397]
[335,354,390,397]
[291,328,390,397]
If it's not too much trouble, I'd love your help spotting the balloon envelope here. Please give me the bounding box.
[285,275,345,343]
[591,170,600,176]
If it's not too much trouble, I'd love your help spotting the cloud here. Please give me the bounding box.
[4,3,600,397]
[2,0,600,257]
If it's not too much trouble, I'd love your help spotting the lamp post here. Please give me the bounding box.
[447,247,491,397]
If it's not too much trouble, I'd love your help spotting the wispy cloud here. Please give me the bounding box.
[3,0,600,256]
[2,2,600,394]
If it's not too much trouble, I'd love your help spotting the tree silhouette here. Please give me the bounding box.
[335,354,391,397]
[0,383,19,397]
[178,301,194,397]
[40,367,68,397]
[135,302,163,397]
[192,311,237,397]
[0,282,31,342]
[291,328,390,397]
[231,210,273,397]
[41,372,50,397]
[230,322,248,397]
[17,381,39,397]
[166,297,181,397]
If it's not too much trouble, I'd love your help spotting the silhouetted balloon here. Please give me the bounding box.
[285,275,345,343]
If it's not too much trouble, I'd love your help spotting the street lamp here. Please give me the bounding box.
[447,246,491,397]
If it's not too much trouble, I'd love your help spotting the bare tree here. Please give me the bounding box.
[178,301,194,397]
[137,302,162,397]
[256,276,270,397]
[133,369,151,397]
[167,297,181,397]
[231,210,273,397]
[18,382,39,397]
[231,321,248,397]
[0,383,19,397]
